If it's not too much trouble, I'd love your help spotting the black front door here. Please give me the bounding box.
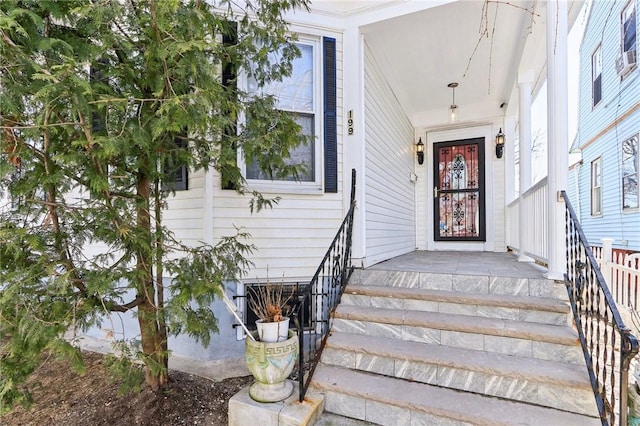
[433,138,486,241]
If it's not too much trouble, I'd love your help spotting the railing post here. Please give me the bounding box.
[602,237,614,288]
[602,238,614,263]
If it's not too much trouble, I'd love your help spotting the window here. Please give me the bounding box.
[592,45,602,107]
[246,40,318,185]
[87,62,188,191]
[622,135,639,210]
[617,2,638,77]
[244,36,337,193]
[238,281,313,332]
[622,2,636,55]
[591,158,602,216]
[163,136,188,191]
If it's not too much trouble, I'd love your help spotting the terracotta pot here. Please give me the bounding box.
[255,317,290,343]
[245,330,298,402]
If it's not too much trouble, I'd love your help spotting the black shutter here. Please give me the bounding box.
[323,37,337,193]
[221,21,238,190]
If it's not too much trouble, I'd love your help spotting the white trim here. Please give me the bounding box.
[239,35,324,194]
[621,1,637,56]
[344,28,366,264]
[235,282,246,341]
[590,156,602,216]
[518,73,534,262]
[425,125,495,251]
[545,0,569,280]
[203,169,215,245]
[622,133,639,211]
[591,44,603,108]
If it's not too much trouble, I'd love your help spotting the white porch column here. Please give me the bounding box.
[518,70,534,263]
[343,26,366,267]
[545,0,569,280]
[505,116,516,203]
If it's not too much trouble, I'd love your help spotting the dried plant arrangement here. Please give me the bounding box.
[248,280,293,323]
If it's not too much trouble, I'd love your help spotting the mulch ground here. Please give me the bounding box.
[1,351,253,426]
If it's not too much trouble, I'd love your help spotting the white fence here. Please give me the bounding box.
[505,177,548,263]
[592,240,640,311]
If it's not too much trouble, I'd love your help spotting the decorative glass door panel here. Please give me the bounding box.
[433,138,485,241]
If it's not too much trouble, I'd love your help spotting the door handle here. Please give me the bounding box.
[434,186,439,198]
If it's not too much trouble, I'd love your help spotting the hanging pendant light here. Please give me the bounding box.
[448,82,458,123]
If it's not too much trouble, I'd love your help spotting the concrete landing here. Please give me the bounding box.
[368,250,548,278]
[228,381,324,426]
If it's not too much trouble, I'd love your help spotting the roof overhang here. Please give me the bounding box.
[299,0,585,128]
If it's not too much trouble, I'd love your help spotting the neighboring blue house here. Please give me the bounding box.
[569,0,640,252]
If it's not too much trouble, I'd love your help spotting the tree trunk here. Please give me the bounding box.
[136,171,168,391]
[155,179,169,373]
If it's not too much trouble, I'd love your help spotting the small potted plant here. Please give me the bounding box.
[245,278,298,402]
[248,280,293,343]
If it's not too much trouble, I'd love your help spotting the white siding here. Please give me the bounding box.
[206,31,346,281]
[363,43,416,266]
[493,148,506,251]
[71,170,206,262]
[164,169,205,247]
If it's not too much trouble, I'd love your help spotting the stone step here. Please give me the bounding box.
[321,332,596,416]
[311,364,600,426]
[349,269,568,300]
[341,284,570,326]
[314,412,375,425]
[332,305,584,365]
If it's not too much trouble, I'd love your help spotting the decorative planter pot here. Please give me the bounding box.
[245,330,298,402]
[255,317,290,343]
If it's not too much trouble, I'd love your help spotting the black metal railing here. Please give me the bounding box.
[292,169,357,402]
[562,191,639,425]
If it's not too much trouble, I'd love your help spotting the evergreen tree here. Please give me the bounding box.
[0,0,309,409]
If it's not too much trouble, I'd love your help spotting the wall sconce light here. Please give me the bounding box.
[416,137,425,165]
[495,127,505,159]
[448,82,458,123]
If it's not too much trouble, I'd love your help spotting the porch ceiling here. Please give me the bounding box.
[309,0,582,127]
[360,0,534,126]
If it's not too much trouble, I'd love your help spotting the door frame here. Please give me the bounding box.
[425,125,496,251]
[433,138,486,242]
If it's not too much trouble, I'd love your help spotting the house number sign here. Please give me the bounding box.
[347,110,354,135]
